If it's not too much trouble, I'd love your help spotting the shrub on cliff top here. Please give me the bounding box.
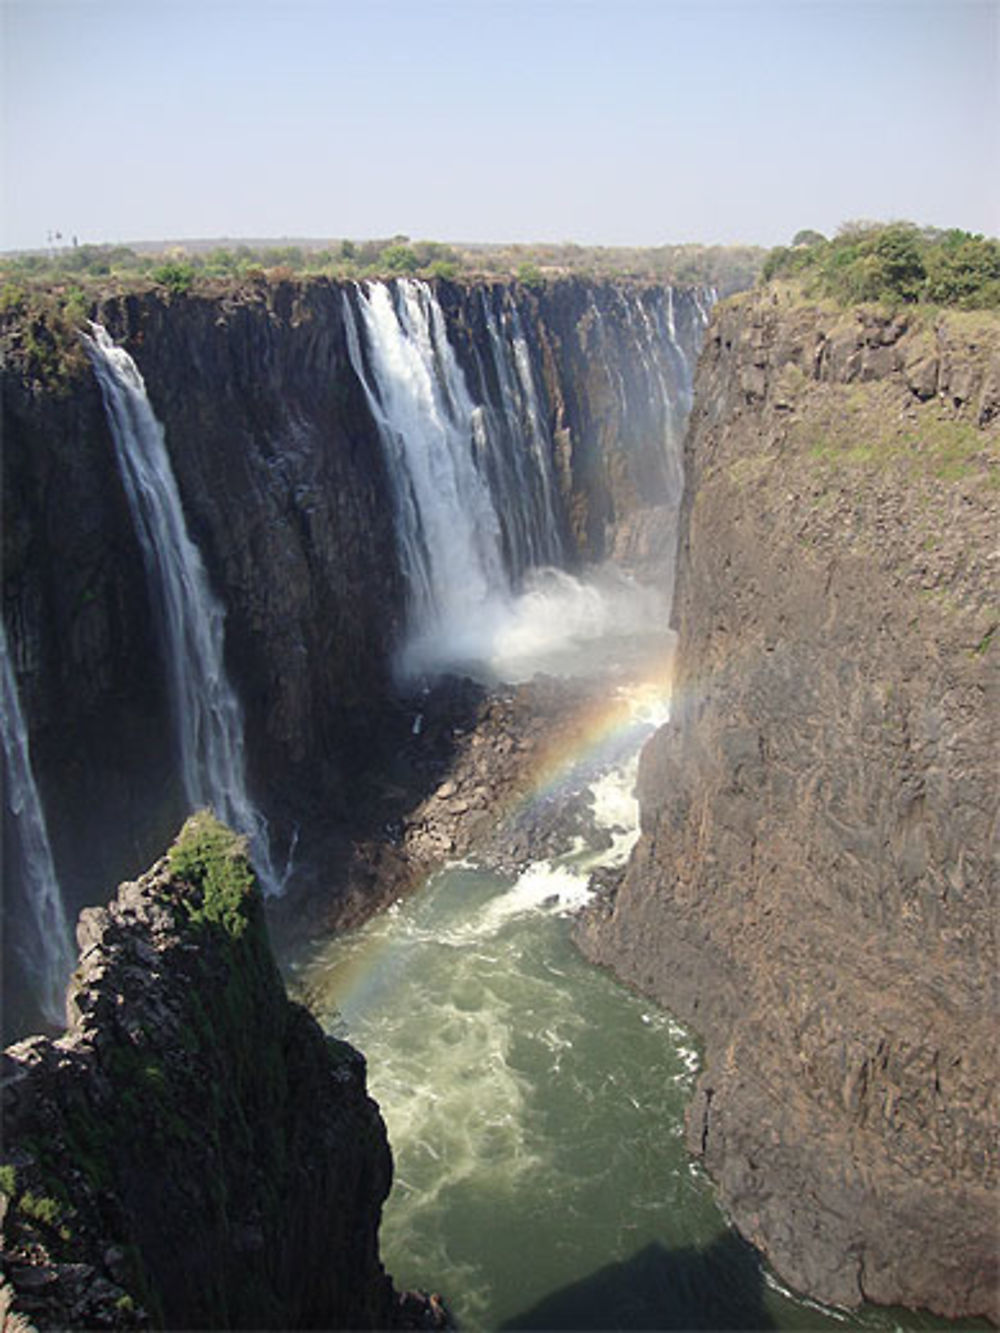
[762,222,1000,309]
[150,260,195,296]
[167,810,256,938]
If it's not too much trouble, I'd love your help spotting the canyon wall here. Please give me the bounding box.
[1,812,402,1330]
[579,289,999,1319]
[1,276,707,1033]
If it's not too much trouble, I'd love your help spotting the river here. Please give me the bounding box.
[295,658,979,1332]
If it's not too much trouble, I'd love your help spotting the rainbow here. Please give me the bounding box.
[493,643,679,832]
[298,642,685,1014]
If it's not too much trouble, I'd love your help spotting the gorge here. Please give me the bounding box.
[2,272,996,1329]
[1,274,711,1033]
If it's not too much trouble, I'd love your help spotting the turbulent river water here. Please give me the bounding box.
[296,658,972,1333]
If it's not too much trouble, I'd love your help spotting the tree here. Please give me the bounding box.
[382,244,420,274]
[924,236,1000,307]
[151,261,195,296]
[516,261,544,289]
[869,224,925,302]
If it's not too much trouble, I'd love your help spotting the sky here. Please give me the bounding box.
[1,0,997,252]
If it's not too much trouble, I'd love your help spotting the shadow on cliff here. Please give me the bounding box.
[499,1231,775,1331]
[266,673,489,951]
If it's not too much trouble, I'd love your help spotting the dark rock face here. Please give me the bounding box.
[92,280,408,845]
[1,364,181,969]
[0,813,399,1331]
[578,291,999,1320]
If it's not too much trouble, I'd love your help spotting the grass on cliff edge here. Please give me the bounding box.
[781,377,998,487]
[167,810,257,939]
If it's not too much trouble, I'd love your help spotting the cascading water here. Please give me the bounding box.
[303,278,913,1329]
[82,324,284,896]
[1,620,74,1023]
[344,279,515,676]
[345,279,713,683]
[300,670,891,1331]
[475,291,564,576]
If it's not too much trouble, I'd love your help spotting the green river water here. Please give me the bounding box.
[296,664,983,1332]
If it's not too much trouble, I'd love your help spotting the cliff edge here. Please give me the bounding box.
[0,812,412,1330]
[579,288,999,1319]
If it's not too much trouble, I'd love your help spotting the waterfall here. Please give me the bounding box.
[476,292,564,576]
[1,620,74,1023]
[344,279,514,676]
[345,278,715,682]
[82,324,284,896]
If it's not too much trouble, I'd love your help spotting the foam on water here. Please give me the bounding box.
[303,864,714,1330]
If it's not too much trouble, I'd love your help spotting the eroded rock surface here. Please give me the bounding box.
[578,290,999,1320]
[270,664,668,953]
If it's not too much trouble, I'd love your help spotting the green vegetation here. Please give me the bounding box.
[381,243,420,273]
[973,625,996,656]
[0,1164,17,1195]
[0,233,762,392]
[788,377,996,489]
[17,1191,64,1227]
[516,261,544,289]
[167,810,256,939]
[763,222,1000,309]
[149,260,196,295]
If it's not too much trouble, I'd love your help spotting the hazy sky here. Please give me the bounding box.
[1,0,997,252]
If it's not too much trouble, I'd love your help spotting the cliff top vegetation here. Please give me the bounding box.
[0,233,761,303]
[0,237,761,390]
[762,222,1000,310]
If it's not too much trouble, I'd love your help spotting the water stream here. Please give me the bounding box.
[0,620,74,1023]
[82,324,284,895]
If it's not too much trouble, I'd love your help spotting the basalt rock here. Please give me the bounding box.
[578,290,999,1321]
[0,812,420,1331]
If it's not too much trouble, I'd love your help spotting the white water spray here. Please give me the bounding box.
[1,620,74,1022]
[83,324,284,895]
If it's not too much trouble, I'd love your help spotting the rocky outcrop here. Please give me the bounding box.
[0,812,424,1331]
[270,666,662,958]
[578,290,999,1320]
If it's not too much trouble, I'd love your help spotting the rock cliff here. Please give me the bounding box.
[0,812,421,1330]
[579,288,999,1320]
